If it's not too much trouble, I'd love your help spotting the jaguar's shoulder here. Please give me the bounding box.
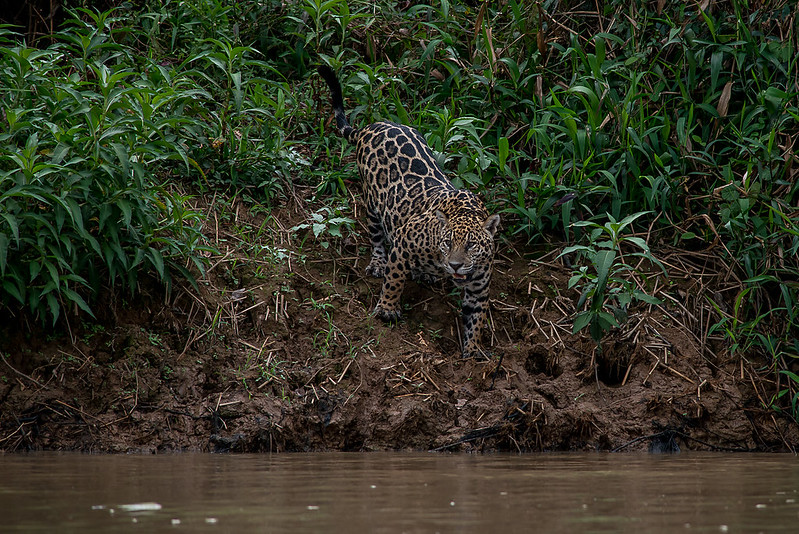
[355,121,426,145]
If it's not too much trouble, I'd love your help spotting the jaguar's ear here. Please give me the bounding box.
[483,214,500,237]
[435,209,449,225]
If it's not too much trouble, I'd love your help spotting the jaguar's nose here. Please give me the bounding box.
[448,261,463,272]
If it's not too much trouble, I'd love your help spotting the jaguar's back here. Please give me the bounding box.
[352,121,453,238]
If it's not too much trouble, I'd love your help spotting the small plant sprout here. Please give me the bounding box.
[560,211,665,344]
[291,205,355,250]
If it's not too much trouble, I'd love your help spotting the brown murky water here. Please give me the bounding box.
[1,452,798,533]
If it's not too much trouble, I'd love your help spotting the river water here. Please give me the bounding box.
[1,452,797,533]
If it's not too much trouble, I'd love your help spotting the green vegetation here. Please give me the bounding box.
[560,211,665,344]
[1,1,797,420]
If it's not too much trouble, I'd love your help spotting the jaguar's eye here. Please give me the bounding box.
[465,241,475,251]
[442,239,452,249]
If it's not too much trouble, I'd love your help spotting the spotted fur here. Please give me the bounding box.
[318,66,500,358]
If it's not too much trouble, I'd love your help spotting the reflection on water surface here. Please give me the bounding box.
[1,452,798,533]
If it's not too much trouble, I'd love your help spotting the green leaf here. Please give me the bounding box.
[573,311,592,333]
[148,247,165,279]
[634,292,662,306]
[780,370,799,385]
[558,244,592,257]
[312,223,326,237]
[29,261,42,282]
[616,211,651,232]
[62,287,95,317]
[721,186,739,202]
[112,143,130,179]
[44,261,60,291]
[588,319,604,343]
[0,234,7,276]
[624,236,650,252]
[65,197,86,235]
[118,199,133,227]
[710,50,723,91]
[1,213,20,245]
[3,280,24,304]
[593,249,617,296]
[700,9,716,41]
[498,137,509,173]
[46,293,60,325]
[590,311,618,341]
[571,220,601,229]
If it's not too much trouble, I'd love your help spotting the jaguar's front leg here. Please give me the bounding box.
[460,273,492,358]
[372,249,407,322]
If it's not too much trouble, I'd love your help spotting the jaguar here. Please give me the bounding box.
[318,65,500,358]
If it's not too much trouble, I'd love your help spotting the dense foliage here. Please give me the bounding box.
[0,3,292,324]
[1,0,797,416]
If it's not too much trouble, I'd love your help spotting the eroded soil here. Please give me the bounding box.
[1,190,796,453]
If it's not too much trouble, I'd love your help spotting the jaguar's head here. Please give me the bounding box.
[436,209,501,284]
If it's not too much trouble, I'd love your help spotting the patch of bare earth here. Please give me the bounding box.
[1,190,796,452]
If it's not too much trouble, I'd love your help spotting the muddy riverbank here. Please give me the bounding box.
[1,191,796,453]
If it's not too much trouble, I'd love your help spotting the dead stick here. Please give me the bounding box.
[661,363,696,385]
[336,359,353,383]
[1,352,47,389]
[643,360,659,384]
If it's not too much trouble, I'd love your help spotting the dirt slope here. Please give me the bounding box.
[1,191,796,453]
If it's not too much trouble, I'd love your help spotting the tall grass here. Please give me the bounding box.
[1,9,203,324]
[0,2,298,325]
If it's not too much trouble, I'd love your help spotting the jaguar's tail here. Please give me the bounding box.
[318,65,356,142]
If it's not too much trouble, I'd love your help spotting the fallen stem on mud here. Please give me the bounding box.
[611,429,754,453]
[0,423,26,445]
[0,352,48,390]
[430,427,503,452]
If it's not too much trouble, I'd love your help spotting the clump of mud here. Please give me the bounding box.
[1,192,796,453]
